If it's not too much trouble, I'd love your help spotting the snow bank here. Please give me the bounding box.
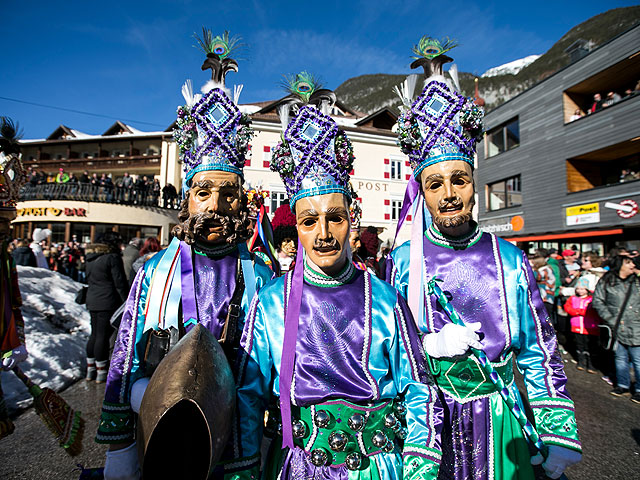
[482,54,541,77]
[1,266,90,412]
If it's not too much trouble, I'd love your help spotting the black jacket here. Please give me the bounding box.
[85,243,129,312]
[12,246,37,267]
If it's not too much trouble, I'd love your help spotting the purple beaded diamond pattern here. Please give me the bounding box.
[411,81,474,160]
[189,88,243,171]
[282,106,346,199]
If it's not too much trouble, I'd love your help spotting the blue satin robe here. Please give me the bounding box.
[234,262,443,479]
[387,225,581,480]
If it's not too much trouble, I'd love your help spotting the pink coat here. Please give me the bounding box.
[563,295,600,335]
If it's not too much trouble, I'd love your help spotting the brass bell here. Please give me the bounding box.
[345,452,362,471]
[384,413,397,429]
[372,430,388,448]
[314,410,331,428]
[382,439,395,453]
[396,427,408,440]
[328,430,349,452]
[347,413,365,432]
[394,402,407,417]
[292,420,307,439]
[310,448,329,466]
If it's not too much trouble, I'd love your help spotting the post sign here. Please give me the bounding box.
[604,200,638,219]
[566,202,599,226]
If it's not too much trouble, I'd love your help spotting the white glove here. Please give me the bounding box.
[2,345,28,370]
[531,446,582,479]
[130,377,150,414]
[422,322,483,358]
[104,442,141,480]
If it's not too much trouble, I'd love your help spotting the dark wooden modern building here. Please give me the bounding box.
[476,24,640,255]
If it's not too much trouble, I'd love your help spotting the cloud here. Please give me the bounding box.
[248,29,409,87]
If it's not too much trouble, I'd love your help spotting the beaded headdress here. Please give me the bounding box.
[395,36,483,179]
[0,117,27,212]
[173,29,253,193]
[270,72,355,211]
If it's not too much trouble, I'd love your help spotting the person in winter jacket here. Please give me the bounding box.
[85,231,129,382]
[564,277,600,373]
[11,239,37,267]
[593,255,640,403]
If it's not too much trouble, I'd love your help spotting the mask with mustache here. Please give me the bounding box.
[433,195,475,229]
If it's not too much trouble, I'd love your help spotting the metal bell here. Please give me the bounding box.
[396,427,408,440]
[310,448,329,466]
[394,402,407,417]
[382,439,395,453]
[314,410,331,428]
[372,429,388,448]
[347,413,365,432]
[292,420,307,439]
[384,413,397,429]
[345,452,362,471]
[328,430,349,452]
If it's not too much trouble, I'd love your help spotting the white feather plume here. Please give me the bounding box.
[181,80,195,107]
[393,74,418,107]
[233,84,244,105]
[277,104,290,130]
[448,64,461,92]
[319,100,331,116]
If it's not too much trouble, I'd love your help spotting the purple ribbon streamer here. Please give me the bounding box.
[179,242,198,328]
[279,239,305,449]
[392,176,421,248]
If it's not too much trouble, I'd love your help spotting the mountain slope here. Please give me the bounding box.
[335,6,640,114]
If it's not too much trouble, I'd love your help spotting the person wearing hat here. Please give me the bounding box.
[386,37,581,479]
[95,31,272,479]
[563,276,600,373]
[0,117,29,440]
[235,73,443,478]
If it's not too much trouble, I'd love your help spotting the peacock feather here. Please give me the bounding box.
[194,28,241,59]
[280,71,323,103]
[412,36,458,60]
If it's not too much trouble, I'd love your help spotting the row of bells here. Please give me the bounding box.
[294,402,408,469]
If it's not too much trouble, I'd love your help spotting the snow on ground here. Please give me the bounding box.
[482,54,541,77]
[1,266,90,413]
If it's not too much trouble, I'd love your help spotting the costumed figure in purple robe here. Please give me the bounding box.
[386,36,582,480]
[95,30,272,480]
[0,117,29,440]
[233,73,443,479]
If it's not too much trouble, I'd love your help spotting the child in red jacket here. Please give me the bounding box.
[564,277,600,373]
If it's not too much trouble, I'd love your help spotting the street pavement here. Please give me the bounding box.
[0,352,638,479]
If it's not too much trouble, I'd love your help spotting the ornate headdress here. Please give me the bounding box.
[395,36,483,179]
[0,117,27,213]
[269,72,355,211]
[174,29,253,193]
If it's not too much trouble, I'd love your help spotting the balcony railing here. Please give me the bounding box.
[19,183,180,209]
[24,154,162,168]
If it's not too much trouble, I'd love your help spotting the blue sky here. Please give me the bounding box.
[1,1,636,138]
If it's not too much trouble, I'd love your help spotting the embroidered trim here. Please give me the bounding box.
[303,260,356,287]
[532,399,581,452]
[220,453,260,471]
[403,444,442,461]
[120,272,144,403]
[193,242,237,257]
[362,272,379,398]
[492,234,511,349]
[425,223,482,250]
[396,304,419,382]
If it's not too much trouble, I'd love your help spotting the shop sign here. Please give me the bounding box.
[481,215,525,234]
[352,181,389,192]
[604,199,638,219]
[16,207,87,218]
[566,202,599,226]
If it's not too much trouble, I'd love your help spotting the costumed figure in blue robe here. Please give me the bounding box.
[386,37,582,480]
[95,30,272,480]
[232,73,443,479]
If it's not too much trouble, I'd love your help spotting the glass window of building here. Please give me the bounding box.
[271,191,287,213]
[487,175,522,211]
[391,199,403,221]
[485,118,519,158]
[390,159,402,180]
